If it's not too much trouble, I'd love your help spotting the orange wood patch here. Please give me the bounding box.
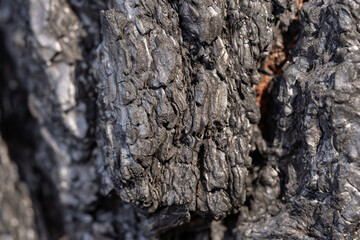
[255,0,305,132]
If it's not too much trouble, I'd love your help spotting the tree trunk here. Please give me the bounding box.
[0,0,359,239]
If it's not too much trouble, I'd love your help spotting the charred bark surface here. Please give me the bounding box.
[96,0,274,223]
[0,0,360,239]
[235,0,360,239]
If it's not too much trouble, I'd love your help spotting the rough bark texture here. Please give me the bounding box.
[97,0,273,220]
[0,0,360,239]
[235,1,360,239]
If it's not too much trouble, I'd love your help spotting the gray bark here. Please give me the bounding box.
[0,136,38,240]
[0,0,359,239]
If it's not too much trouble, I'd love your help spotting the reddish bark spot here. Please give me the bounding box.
[256,0,306,132]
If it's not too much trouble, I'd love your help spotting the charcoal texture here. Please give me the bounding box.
[235,0,360,239]
[0,0,360,239]
[0,0,147,239]
[96,0,273,221]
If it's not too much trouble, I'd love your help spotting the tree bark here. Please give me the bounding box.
[0,0,359,239]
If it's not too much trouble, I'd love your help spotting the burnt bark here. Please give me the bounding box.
[0,0,360,239]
